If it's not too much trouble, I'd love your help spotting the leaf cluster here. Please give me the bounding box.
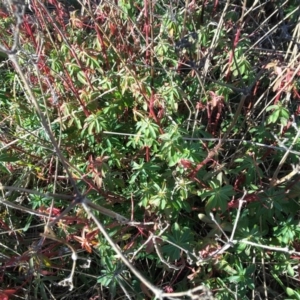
[0,0,300,299]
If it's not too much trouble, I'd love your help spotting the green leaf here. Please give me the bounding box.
[0,153,20,162]
[203,184,235,213]
[286,287,295,296]
[267,109,280,124]
[266,104,278,112]
[162,222,194,260]
[287,263,294,277]
[77,70,87,85]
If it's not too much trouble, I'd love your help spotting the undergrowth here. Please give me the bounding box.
[0,0,300,299]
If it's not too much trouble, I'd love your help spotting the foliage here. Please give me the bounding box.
[0,0,300,299]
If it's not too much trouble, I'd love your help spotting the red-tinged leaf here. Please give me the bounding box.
[123,240,136,251]
[4,289,17,296]
[180,159,193,169]
[0,289,17,300]
[227,200,239,209]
